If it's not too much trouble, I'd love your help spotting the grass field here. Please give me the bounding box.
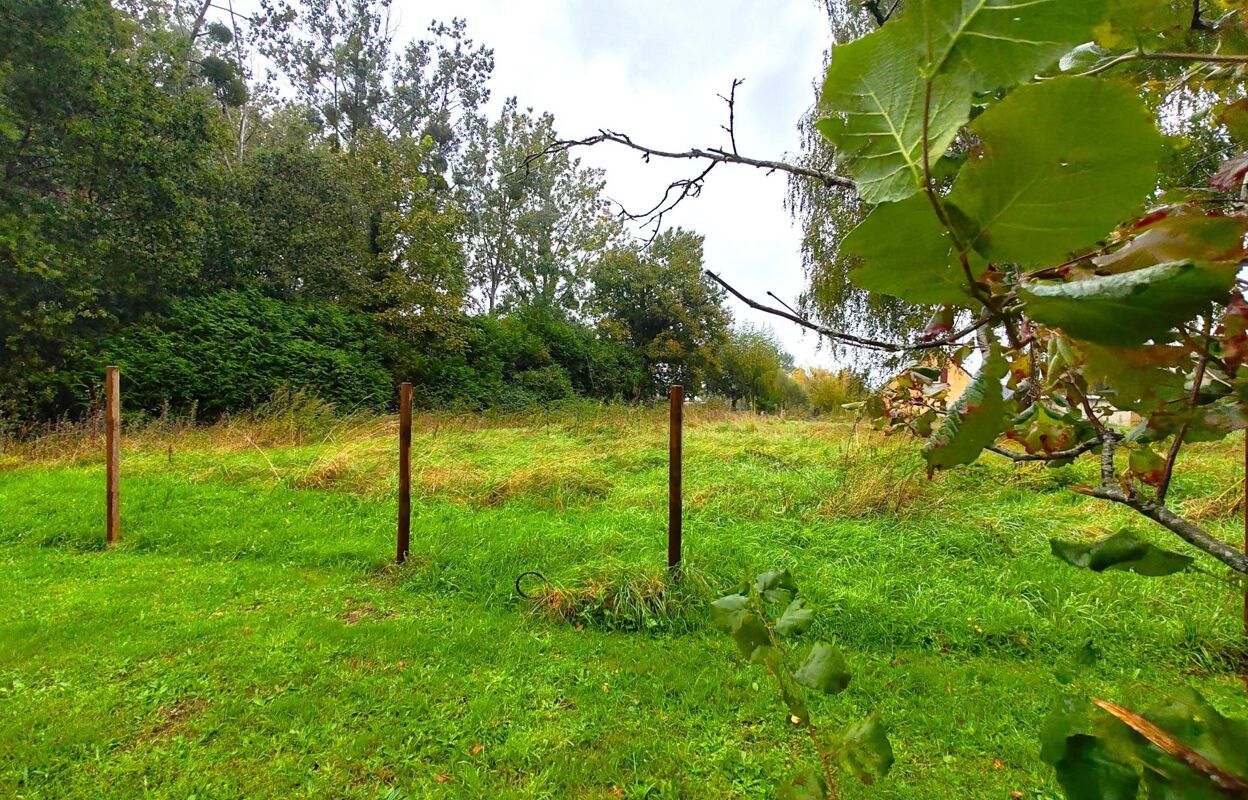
[2,402,1247,799]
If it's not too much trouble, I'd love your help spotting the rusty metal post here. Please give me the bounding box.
[397,383,412,564]
[669,384,683,573]
[105,366,120,544]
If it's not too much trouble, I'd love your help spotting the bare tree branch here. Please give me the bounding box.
[717,78,744,156]
[1077,482,1248,574]
[521,125,854,239]
[704,269,990,353]
[514,79,853,239]
[987,439,1101,463]
[536,129,854,190]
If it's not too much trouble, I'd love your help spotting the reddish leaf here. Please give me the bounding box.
[1218,293,1248,374]
[1212,152,1248,191]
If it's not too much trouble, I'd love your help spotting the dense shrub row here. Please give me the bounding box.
[83,292,645,417]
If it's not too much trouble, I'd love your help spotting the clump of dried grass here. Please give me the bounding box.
[817,436,931,519]
[483,462,611,510]
[522,564,713,631]
[1181,481,1243,522]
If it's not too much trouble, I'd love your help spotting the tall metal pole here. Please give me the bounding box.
[397,382,412,564]
[105,366,121,544]
[668,384,683,573]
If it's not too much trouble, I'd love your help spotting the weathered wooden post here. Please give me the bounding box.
[105,366,121,544]
[669,384,683,573]
[397,382,412,564]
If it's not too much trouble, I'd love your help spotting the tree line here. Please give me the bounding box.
[0,0,864,422]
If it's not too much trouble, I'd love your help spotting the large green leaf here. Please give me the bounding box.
[778,768,827,800]
[1022,261,1237,346]
[754,568,798,605]
[1044,690,1248,800]
[1080,343,1188,413]
[731,613,771,661]
[710,593,750,633]
[1049,529,1193,576]
[1137,689,1248,783]
[818,18,969,204]
[775,598,815,637]
[1041,698,1097,764]
[1184,401,1248,443]
[842,193,985,307]
[914,0,1108,91]
[1053,735,1141,800]
[794,643,851,695]
[1094,0,1188,48]
[948,77,1163,266]
[838,716,895,785]
[922,345,1009,473]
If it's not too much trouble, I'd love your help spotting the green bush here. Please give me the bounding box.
[401,308,643,411]
[96,291,391,417]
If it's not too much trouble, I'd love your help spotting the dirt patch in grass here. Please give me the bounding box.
[340,600,395,624]
[138,698,211,743]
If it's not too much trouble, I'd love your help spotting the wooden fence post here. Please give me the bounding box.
[397,382,412,564]
[105,366,120,544]
[669,384,683,573]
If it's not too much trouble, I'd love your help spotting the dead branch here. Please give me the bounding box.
[535,129,853,191]
[717,78,744,156]
[523,125,853,238]
[987,439,1101,463]
[1094,698,1248,795]
[704,269,990,353]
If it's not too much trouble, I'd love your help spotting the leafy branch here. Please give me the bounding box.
[1042,690,1248,798]
[711,570,893,799]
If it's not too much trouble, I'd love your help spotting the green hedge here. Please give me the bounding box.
[98,291,392,417]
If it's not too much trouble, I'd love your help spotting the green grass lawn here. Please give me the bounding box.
[2,406,1246,798]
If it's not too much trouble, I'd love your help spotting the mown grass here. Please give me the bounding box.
[1,402,1246,799]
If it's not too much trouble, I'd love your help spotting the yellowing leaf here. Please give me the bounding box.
[923,346,1009,474]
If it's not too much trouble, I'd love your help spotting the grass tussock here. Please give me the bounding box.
[522,564,716,631]
[484,462,612,510]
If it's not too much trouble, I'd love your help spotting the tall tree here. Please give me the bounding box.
[711,324,797,411]
[0,0,222,418]
[388,17,494,185]
[255,0,393,149]
[465,99,618,314]
[588,229,730,397]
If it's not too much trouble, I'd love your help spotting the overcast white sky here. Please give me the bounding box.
[240,1,836,366]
